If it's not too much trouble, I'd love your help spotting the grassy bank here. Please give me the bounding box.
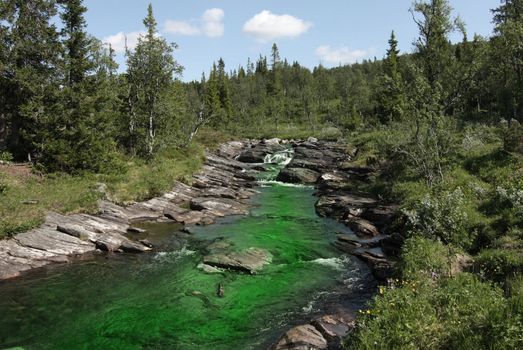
[344,124,523,349]
[0,142,206,240]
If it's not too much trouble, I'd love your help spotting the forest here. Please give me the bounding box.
[1,0,523,348]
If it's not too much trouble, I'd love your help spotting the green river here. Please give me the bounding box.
[0,158,374,350]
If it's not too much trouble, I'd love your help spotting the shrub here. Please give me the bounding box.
[501,119,523,154]
[401,237,450,280]
[347,274,513,350]
[0,151,13,162]
[475,248,523,283]
[403,188,474,250]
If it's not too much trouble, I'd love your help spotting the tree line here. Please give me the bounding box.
[1,0,522,174]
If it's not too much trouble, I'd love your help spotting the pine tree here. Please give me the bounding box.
[0,0,60,159]
[125,3,183,157]
[204,63,222,124]
[216,58,233,123]
[378,31,405,123]
[59,0,91,86]
[30,0,118,173]
[268,43,284,130]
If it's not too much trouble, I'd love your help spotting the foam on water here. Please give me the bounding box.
[258,180,313,188]
[310,256,350,271]
[154,247,196,261]
[263,150,293,166]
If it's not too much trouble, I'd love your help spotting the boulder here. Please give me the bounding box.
[311,314,356,342]
[276,168,320,184]
[315,193,378,219]
[190,197,249,217]
[164,209,205,225]
[272,324,327,350]
[203,247,272,274]
[317,172,352,191]
[218,141,247,159]
[346,217,380,237]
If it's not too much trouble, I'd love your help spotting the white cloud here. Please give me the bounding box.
[202,8,224,38]
[103,31,144,54]
[315,45,370,65]
[243,10,311,42]
[164,20,200,36]
[163,8,224,38]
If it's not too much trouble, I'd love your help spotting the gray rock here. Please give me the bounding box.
[276,168,320,184]
[190,197,249,217]
[203,247,272,274]
[311,314,356,342]
[272,324,327,350]
[346,217,380,237]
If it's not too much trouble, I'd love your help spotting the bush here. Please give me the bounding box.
[401,237,450,280]
[501,119,523,154]
[403,188,474,250]
[475,248,523,283]
[0,151,13,162]
[347,274,516,350]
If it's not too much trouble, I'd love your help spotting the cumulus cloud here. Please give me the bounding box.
[103,31,144,54]
[163,8,224,38]
[315,45,370,65]
[201,8,225,37]
[243,10,311,42]
[164,20,200,36]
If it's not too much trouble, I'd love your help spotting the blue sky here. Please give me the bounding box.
[84,0,500,81]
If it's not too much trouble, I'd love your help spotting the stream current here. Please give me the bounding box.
[0,150,374,350]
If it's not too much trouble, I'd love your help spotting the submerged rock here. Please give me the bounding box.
[203,247,272,274]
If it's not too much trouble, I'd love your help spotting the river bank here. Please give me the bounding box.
[0,141,265,280]
[0,138,400,349]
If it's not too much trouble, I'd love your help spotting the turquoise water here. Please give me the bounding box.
[0,166,373,349]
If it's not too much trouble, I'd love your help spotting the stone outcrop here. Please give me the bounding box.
[271,313,356,350]
[202,247,272,274]
[274,139,399,283]
[0,140,263,281]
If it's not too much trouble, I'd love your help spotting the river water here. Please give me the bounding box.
[0,151,374,350]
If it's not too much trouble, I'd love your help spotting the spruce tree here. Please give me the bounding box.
[125,4,183,157]
[0,0,60,160]
[35,0,117,173]
[378,31,405,123]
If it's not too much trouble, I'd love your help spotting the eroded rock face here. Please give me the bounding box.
[203,247,272,274]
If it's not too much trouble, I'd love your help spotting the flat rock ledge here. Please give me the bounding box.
[202,247,272,274]
[0,140,272,281]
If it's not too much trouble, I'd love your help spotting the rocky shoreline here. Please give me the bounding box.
[0,141,264,281]
[0,138,400,350]
[265,139,400,350]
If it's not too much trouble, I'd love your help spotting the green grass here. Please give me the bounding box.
[0,143,205,239]
[343,124,523,349]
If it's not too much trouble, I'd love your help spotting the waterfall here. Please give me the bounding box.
[263,149,293,166]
